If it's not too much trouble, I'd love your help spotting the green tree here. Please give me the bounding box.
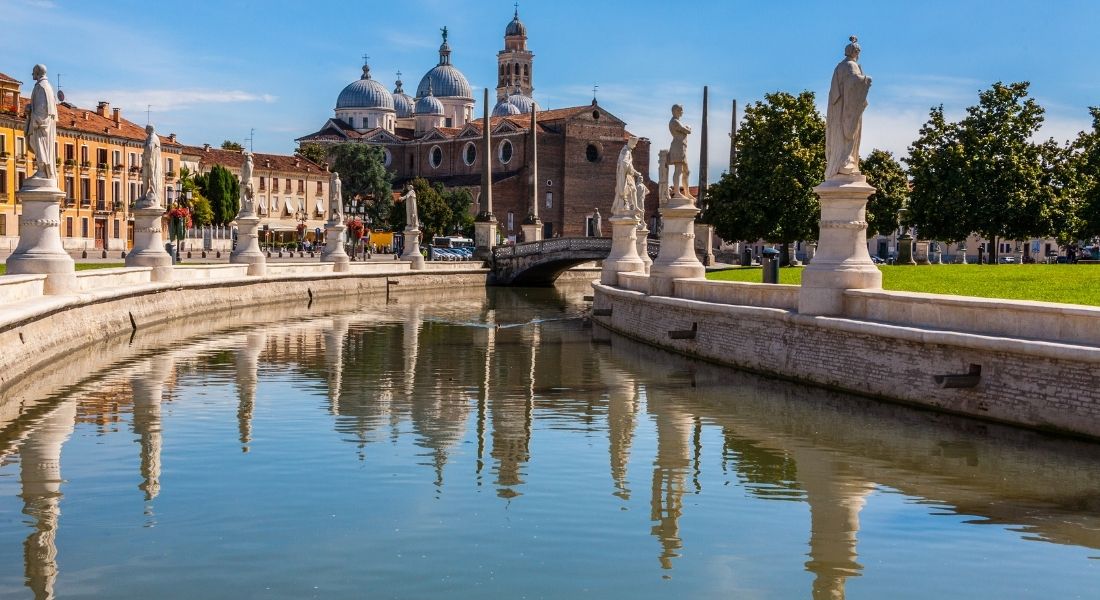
[221,140,243,151]
[298,143,329,167]
[702,91,824,264]
[860,149,908,237]
[1067,107,1100,241]
[391,178,454,241]
[199,164,240,225]
[443,188,474,237]
[329,143,393,228]
[907,82,1059,262]
[179,167,213,226]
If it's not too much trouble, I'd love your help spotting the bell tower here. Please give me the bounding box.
[496,7,534,102]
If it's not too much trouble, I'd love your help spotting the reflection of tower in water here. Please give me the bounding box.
[489,318,534,498]
[19,400,78,600]
[235,332,266,453]
[648,393,693,570]
[130,356,175,501]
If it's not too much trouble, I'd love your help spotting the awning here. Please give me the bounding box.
[315,199,324,216]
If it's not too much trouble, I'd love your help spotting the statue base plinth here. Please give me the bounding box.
[635,223,652,275]
[649,203,705,297]
[320,222,350,272]
[600,215,645,286]
[521,219,543,242]
[402,228,424,270]
[230,217,266,276]
[6,186,76,294]
[474,218,497,263]
[126,207,173,281]
[798,175,882,316]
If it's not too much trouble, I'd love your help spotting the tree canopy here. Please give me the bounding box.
[391,178,474,240]
[220,140,243,151]
[298,143,329,167]
[195,164,240,225]
[329,143,393,228]
[906,82,1061,259]
[861,149,908,238]
[702,90,824,261]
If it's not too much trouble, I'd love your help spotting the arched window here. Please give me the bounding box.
[498,139,513,165]
[463,142,477,166]
[585,143,600,163]
[514,63,520,76]
[429,145,443,169]
[523,64,528,77]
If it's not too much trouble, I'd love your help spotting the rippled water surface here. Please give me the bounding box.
[2,284,1099,599]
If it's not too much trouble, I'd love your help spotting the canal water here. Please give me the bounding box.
[1,284,1099,599]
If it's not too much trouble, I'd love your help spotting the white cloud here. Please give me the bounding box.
[65,89,277,114]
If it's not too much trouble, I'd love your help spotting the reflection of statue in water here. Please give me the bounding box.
[400,183,419,230]
[329,171,343,223]
[613,137,641,216]
[668,104,693,200]
[25,64,58,183]
[140,125,163,208]
[238,152,255,217]
[825,36,872,178]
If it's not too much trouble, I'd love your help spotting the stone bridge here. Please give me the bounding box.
[490,237,615,285]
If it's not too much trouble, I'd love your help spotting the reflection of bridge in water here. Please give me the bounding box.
[3,286,1100,598]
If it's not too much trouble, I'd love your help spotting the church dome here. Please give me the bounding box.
[393,73,414,118]
[505,9,527,37]
[504,90,539,114]
[336,64,394,111]
[416,29,473,99]
[492,99,522,117]
[415,89,444,116]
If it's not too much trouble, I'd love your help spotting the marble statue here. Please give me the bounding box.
[140,125,163,208]
[239,152,255,216]
[593,207,603,237]
[825,36,872,179]
[329,171,343,223]
[635,176,648,219]
[400,183,419,230]
[613,137,641,217]
[25,64,58,182]
[668,104,693,200]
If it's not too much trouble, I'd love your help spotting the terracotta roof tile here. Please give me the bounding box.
[0,72,21,85]
[23,99,182,148]
[181,145,326,175]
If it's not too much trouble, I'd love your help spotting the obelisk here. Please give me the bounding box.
[521,108,543,242]
[474,88,498,261]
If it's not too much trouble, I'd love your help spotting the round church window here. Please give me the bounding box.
[499,140,513,165]
[463,142,477,166]
[585,143,600,163]
[430,146,443,169]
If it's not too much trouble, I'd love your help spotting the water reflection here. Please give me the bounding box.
[1,284,1099,598]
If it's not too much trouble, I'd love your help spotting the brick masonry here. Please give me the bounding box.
[592,283,1100,440]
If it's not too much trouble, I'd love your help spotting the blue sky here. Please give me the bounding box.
[2,0,1097,181]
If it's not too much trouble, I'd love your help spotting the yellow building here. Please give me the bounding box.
[0,69,182,252]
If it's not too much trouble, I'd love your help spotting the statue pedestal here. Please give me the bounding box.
[6,184,76,294]
[126,206,173,281]
[799,175,882,316]
[699,223,716,266]
[402,227,424,270]
[521,217,543,243]
[649,198,705,296]
[474,216,497,262]
[600,215,645,285]
[230,216,266,276]
[896,235,916,265]
[320,222,350,272]
[914,240,930,265]
[635,223,653,275]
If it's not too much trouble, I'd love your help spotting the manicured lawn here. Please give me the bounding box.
[0,262,124,275]
[706,264,1100,306]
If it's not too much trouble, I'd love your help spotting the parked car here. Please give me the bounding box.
[870,255,886,264]
[998,256,1019,264]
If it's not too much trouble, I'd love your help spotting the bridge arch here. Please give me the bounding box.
[490,238,612,285]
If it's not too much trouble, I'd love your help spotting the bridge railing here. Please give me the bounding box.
[492,237,613,260]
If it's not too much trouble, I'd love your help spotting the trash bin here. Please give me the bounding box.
[761,247,780,284]
[741,246,753,267]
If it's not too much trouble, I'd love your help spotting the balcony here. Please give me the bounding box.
[0,151,9,161]
[80,160,91,172]
[15,153,26,165]
[95,200,107,213]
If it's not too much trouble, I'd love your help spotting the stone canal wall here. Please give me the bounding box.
[592,282,1100,440]
[0,263,489,395]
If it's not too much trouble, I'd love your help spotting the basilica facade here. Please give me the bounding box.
[298,10,654,239]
